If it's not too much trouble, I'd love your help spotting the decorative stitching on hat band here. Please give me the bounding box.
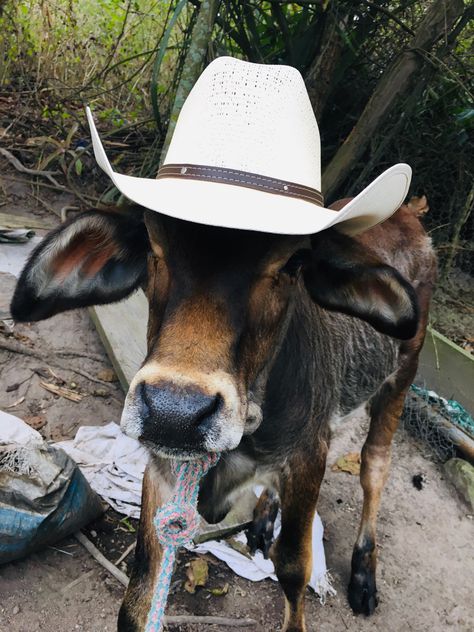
[157,163,325,207]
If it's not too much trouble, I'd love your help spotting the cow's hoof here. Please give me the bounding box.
[246,488,279,558]
[348,573,378,615]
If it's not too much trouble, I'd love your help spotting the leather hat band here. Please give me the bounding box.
[157,163,324,207]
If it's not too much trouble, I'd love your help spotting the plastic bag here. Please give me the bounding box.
[0,411,103,564]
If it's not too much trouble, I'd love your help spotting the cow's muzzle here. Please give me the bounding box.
[120,367,246,458]
[138,381,222,451]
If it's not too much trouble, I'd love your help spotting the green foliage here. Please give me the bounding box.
[0,0,186,118]
[0,0,472,273]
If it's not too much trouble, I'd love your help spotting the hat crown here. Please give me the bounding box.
[164,57,321,190]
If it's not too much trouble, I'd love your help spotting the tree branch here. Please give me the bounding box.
[322,0,465,199]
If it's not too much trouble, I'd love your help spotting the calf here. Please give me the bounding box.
[11,198,436,631]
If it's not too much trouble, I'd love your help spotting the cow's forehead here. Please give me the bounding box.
[145,212,306,270]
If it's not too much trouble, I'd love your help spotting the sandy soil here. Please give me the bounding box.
[0,176,473,632]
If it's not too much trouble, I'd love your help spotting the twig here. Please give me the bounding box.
[164,616,257,627]
[74,531,129,587]
[5,395,25,408]
[27,192,62,218]
[114,541,136,565]
[48,545,75,556]
[54,349,105,363]
[75,532,257,628]
[40,380,84,402]
[362,0,415,36]
[0,338,111,386]
[0,147,64,189]
[0,173,101,205]
[62,569,95,593]
[60,205,80,222]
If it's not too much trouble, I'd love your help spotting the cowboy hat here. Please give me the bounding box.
[86,56,411,236]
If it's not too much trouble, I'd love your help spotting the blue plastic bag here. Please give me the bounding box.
[0,411,103,564]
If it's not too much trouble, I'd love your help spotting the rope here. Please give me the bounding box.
[145,453,220,632]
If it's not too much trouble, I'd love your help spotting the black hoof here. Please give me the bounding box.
[348,573,378,615]
[348,540,378,616]
[246,488,279,558]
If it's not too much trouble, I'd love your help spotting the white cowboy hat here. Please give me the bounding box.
[86,56,411,236]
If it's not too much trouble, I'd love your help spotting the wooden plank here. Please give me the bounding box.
[417,326,474,415]
[0,211,54,230]
[90,290,474,415]
[0,272,15,319]
[89,290,148,392]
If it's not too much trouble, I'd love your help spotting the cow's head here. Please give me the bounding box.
[11,207,418,459]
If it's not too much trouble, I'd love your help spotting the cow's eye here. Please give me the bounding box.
[279,249,311,279]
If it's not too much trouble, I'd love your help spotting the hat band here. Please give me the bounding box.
[157,163,324,207]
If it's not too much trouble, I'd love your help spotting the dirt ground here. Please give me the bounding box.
[1,174,473,631]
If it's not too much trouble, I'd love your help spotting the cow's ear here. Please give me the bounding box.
[11,211,150,322]
[303,229,419,340]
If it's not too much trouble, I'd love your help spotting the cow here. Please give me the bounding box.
[11,195,436,632]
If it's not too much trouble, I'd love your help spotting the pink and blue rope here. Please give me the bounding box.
[145,453,220,632]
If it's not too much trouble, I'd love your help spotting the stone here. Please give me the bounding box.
[443,458,474,511]
[97,368,118,382]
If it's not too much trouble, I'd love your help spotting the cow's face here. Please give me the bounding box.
[12,206,418,459]
[123,212,307,458]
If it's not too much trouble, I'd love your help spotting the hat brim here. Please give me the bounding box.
[87,107,411,236]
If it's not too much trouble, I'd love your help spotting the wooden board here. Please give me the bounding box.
[0,211,55,230]
[89,289,148,392]
[90,293,474,538]
[90,291,474,417]
[417,326,474,415]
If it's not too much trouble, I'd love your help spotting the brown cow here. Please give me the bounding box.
[11,197,436,632]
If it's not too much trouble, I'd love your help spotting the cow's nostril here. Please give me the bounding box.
[137,382,223,448]
[194,393,222,428]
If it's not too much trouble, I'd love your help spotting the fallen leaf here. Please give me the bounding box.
[13,331,34,346]
[331,452,361,475]
[34,367,51,380]
[97,368,117,382]
[5,373,33,393]
[184,558,209,594]
[226,536,253,559]
[40,381,83,402]
[119,517,136,533]
[208,582,229,597]
[24,415,47,431]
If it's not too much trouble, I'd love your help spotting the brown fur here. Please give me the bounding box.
[10,194,436,632]
[118,201,436,632]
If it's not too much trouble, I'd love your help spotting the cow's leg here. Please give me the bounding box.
[348,377,410,615]
[272,441,328,632]
[118,458,174,632]
[349,282,432,615]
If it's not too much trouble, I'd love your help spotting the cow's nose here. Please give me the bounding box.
[137,382,222,449]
